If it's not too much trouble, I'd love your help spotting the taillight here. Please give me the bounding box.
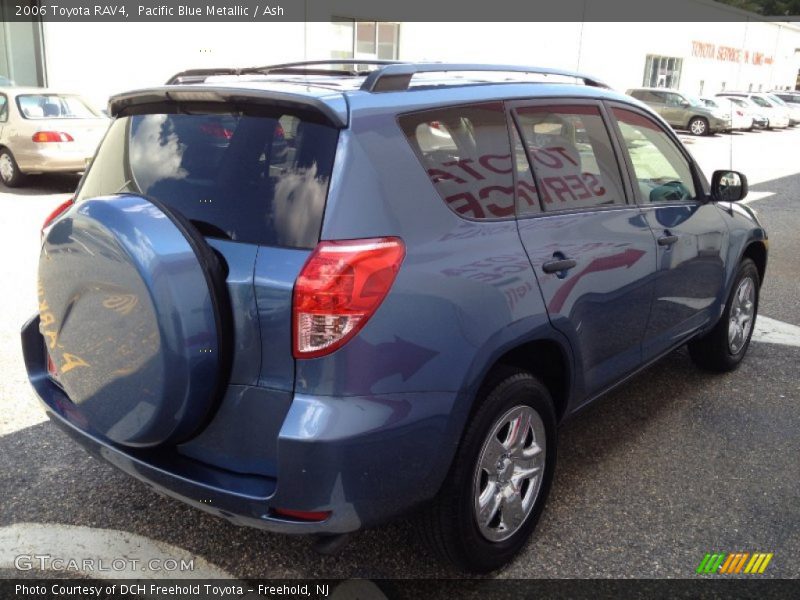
[32,131,74,143]
[272,508,331,522]
[293,237,405,359]
[41,197,74,238]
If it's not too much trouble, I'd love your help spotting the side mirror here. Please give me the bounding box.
[680,100,690,107]
[710,170,748,202]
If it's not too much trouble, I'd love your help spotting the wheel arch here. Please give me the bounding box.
[742,240,767,287]
[472,337,573,424]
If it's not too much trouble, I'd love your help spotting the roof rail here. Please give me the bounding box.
[166,60,405,85]
[253,59,404,74]
[166,61,611,92]
[359,63,611,92]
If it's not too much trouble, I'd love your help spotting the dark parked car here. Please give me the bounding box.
[23,61,767,573]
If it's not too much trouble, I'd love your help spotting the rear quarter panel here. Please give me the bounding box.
[301,107,574,497]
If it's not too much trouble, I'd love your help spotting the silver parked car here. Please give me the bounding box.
[626,87,731,135]
[0,88,108,187]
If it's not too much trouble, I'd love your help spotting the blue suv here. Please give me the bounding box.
[22,61,767,573]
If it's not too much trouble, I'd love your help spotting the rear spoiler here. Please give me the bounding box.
[108,86,347,128]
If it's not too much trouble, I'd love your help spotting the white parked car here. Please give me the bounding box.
[724,96,769,129]
[765,93,800,126]
[699,97,753,131]
[716,92,790,129]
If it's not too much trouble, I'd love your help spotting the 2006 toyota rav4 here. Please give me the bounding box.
[22,61,767,573]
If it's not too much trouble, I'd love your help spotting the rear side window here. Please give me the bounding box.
[76,110,339,248]
[630,90,663,103]
[514,104,626,213]
[398,102,514,220]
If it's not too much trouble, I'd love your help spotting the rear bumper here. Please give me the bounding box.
[708,116,732,132]
[14,145,92,174]
[21,315,459,534]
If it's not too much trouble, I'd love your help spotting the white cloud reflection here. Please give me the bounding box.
[129,115,188,193]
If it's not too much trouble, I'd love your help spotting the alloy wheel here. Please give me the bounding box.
[690,119,707,135]
[473,405,546,542]
[728,276,756,354]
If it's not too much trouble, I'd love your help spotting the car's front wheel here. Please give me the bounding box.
[689,117,710,136]
[689,258,759,372]
[418,368,556,573]
[0,148,25,188]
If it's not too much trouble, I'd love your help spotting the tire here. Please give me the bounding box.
[417,368,557,573]
[689,117,710,136]
[0,148,25,188]
[688,258,759,372]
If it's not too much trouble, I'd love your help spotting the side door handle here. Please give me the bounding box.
[658,234,679,246]
[542,258,577,274]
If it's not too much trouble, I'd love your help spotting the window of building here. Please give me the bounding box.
[642,55,683,89]
[398,102,515,220]
[0,16,46,87]
[330,19,400,61]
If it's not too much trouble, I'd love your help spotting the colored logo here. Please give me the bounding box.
[696,552,773,574]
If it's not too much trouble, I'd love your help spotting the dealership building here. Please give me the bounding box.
[1,1,799,109]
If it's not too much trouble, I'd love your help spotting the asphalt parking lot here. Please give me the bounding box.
[0,127,798,581]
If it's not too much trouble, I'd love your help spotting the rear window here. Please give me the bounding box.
[16,94,99,119]
[76,110,339,248]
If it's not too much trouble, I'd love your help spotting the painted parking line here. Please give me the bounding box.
[752,315,800,348]
[0,522,233,579]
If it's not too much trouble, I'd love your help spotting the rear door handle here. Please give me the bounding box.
[542,258,577,274]
[658,234,679,246]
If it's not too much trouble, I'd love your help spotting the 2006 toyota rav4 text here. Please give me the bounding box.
[22,61,767,573]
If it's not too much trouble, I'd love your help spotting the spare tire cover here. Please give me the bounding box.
[38,194,231,448]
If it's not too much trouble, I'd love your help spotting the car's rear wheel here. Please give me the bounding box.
[0,149,25,187]
[689,117,710,136]
[688,258,759,372]
[418,368,556,573]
